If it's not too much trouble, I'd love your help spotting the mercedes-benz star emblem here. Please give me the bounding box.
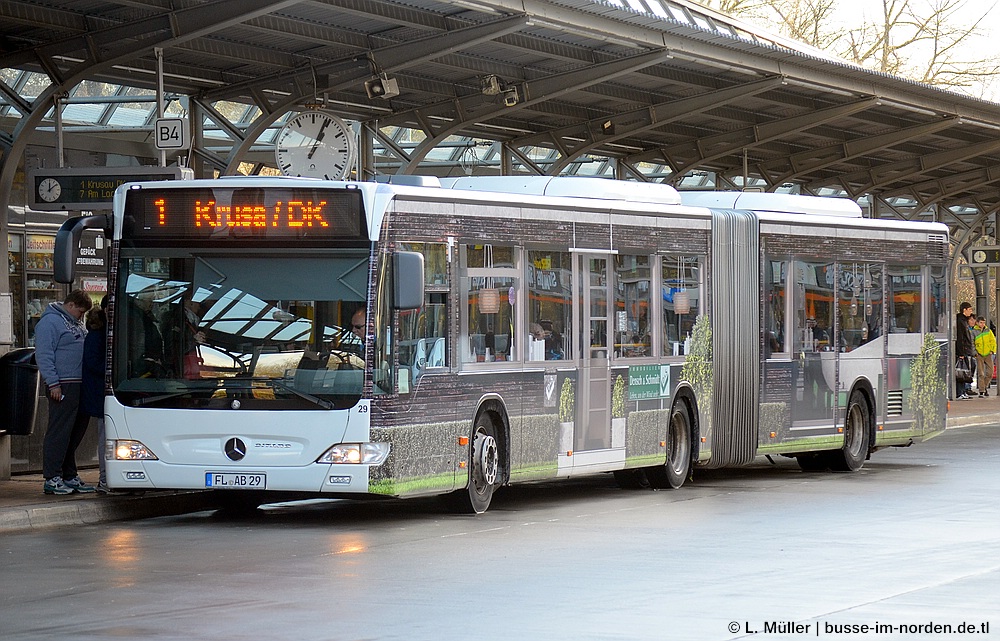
[225,437,247,461]
[231,399,241,410]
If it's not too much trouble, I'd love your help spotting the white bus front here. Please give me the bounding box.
[86,180,418,497]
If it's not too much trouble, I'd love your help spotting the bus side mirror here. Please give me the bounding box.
[393,251,424,310]
[54,214,111,283]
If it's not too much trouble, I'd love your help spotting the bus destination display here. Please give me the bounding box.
[124,187,364,240]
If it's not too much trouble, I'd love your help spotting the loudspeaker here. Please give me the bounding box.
[365,75,399,99]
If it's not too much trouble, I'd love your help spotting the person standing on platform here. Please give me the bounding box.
[82,296,110,492]
[955,302,976,399]
[973,315,996,398]
[35,289,94,495]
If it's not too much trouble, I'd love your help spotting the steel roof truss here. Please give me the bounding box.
[537,76,784,174]
[0,76,32,115]
[763,116,961,185]
[668,96,879,176]
[193,98,247,143]
[396,48,674,169]
[207,14,529,102]
[834,137,1000,194]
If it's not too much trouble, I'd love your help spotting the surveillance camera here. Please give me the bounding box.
[503,87,519,107]
[481,75,502,96]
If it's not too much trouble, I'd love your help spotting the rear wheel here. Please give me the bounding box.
[647,401,692,489]
[829,390,870,472]
[448,412,500,514]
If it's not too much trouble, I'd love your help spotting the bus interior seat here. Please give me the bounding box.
[427,337,445,367]
[411,338,427,380]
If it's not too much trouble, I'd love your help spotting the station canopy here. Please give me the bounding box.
[3,0,1000,251]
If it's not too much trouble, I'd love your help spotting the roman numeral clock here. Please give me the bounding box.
[274,111,357,180]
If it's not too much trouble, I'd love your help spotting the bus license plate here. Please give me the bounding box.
[205,472,266,489]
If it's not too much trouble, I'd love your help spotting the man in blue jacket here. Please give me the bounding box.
[35,289,94,495]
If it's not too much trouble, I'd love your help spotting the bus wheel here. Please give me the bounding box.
[213,490,264,514]
[613,469,651,489]
[449,413,500,514]
[796,453,828,472]
[829,390,869,472]
[647,401,692,489]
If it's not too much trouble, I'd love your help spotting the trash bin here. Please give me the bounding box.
[0,348,41,436]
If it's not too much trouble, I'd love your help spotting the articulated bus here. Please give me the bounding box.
[55,176,949,513]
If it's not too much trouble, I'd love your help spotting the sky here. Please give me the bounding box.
[721,0,1000,102]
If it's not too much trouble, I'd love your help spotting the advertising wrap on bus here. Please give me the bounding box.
[53,176,950,515]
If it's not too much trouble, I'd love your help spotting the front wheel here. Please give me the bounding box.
[447,413,501,514]
[647,401,692,489]
[828,390,870,472]
[213,490,264,514]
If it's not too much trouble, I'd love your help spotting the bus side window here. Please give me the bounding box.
[463,244,518,365]
[661,254,701,357]
[614,254,651,358]
[888,265,922,334]
[527,250,572,362]
[399,243,449,382]
[764,257,787,357]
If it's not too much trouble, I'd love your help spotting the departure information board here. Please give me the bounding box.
[123,186,365,241]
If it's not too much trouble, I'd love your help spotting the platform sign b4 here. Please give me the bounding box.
[154,118,190,150]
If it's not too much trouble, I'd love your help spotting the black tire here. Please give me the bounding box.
[613,469,651,489]
[448,412,500,514]
[213,490,264,514]
[829,390,870,472]
[796,453,828,472]
[646,401,692,489]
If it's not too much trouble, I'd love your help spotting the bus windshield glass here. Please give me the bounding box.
[112,247,370,410]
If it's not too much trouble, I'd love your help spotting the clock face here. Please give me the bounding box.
[38,177,62,202]
[274,111,356,180]
[975,250,987,263]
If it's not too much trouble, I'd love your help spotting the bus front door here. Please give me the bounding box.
[579,254,612,451]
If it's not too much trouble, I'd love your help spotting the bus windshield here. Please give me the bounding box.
[112,247,371,410]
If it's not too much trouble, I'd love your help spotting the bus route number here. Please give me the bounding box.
[206,472,266,489]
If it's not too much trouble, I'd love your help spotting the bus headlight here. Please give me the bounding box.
[318,443,390,465]
[113,440,159,461]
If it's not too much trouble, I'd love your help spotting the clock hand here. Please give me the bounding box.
[307,120,331,160]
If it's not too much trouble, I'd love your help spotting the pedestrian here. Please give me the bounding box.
[973,315,996,398]
[81,296,110,492]
[35,289,95,494]
[954,302,976,399]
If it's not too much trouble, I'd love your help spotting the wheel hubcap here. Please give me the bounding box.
[669,413,686,474]
[847,405,864,455]
[474,432,498,488]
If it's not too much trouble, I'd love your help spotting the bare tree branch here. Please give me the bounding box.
[691,0,1000,96]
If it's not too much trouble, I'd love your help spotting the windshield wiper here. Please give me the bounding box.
[132,389,212,407]
[269,379,334,410]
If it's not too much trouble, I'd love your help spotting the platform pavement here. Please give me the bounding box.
[1,396,998,534]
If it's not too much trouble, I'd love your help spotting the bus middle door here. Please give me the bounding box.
[578,254,612,452]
